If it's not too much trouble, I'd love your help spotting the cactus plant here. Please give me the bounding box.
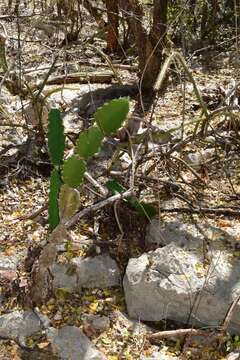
[59,184,80,222]
[48,168,62,231]
[62,155,86,188]
[95,98,129,135]
[75,125,103,159]
[47,98,129,231]
[48,109,65,166]
[47,109,65,231]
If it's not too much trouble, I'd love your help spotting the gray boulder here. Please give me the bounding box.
[51,254,121,291]
[145,219,238,250]
[47,325,107,360]
[0,311,42,346]
[50,263,77,291]
[123,244,240,333]
[146,219,203,249]
[73,254,121,288]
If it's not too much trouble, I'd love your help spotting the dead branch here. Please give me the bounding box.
[46,72,113,85]
[148,328,215,341]
[65,189,134,228]
[157,206,240,217]
[23,61,137,75]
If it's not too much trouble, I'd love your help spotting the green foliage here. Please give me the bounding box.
[94,98,129,135]
[105,179,125,195]
[48,109,65,166]
[62,155,86,188]
[48,168,62,231]
[76,126,103,159]
[128,198,157,220]
[106,180,156,220]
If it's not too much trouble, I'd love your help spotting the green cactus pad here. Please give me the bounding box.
[62,155,86,188]
[48,109,65,166]
[94,98,129,135]
[48,168,62,231]
[76,126,103,159]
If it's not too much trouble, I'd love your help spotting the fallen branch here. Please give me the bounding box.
[148,328,213,341]
[65,189,133,228]
[170,155,206,185]
[46,72,113,85]
[23,62,137,75]
[84,171,108,197]
[12,203,48,222]
[149,296,240,349]
[220,295,240,335]
[157,206,240,217]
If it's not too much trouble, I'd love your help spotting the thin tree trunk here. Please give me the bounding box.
[105,0,119,53]
[125,0,168,91]
[144,0,168,90]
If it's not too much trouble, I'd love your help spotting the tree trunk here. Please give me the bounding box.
[144,0,168,90]
[125,0,168,92]
[105,0,119,53]
[82,0,106,29]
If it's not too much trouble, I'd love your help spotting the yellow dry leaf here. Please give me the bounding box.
[101,337,112,345]
[217,219,231,228]
[125,355,133,360]
[47,298,55,305]
[37,341,50,349]
[12,211,22,218]
[4,246,16,255]
[26,338,34,347]
[41,305,48,313]
[143,348,154,356]
[89,301,98,313]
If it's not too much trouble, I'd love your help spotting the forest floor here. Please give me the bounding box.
[0,5,240,360]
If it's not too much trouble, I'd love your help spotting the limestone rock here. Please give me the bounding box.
[0,311,42,346]
[123,244,240,333]
[51,254,121,291]
[47,325,107,360]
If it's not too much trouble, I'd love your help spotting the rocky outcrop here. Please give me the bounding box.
[124,243,240,333]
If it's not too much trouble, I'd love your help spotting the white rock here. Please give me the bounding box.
[124,244,240,333]
[51,254,121,291]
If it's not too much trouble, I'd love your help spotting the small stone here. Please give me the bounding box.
[53,312,62,321]
[226,351,240,360]
[82,314,110,333]
[47,325,107,360]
